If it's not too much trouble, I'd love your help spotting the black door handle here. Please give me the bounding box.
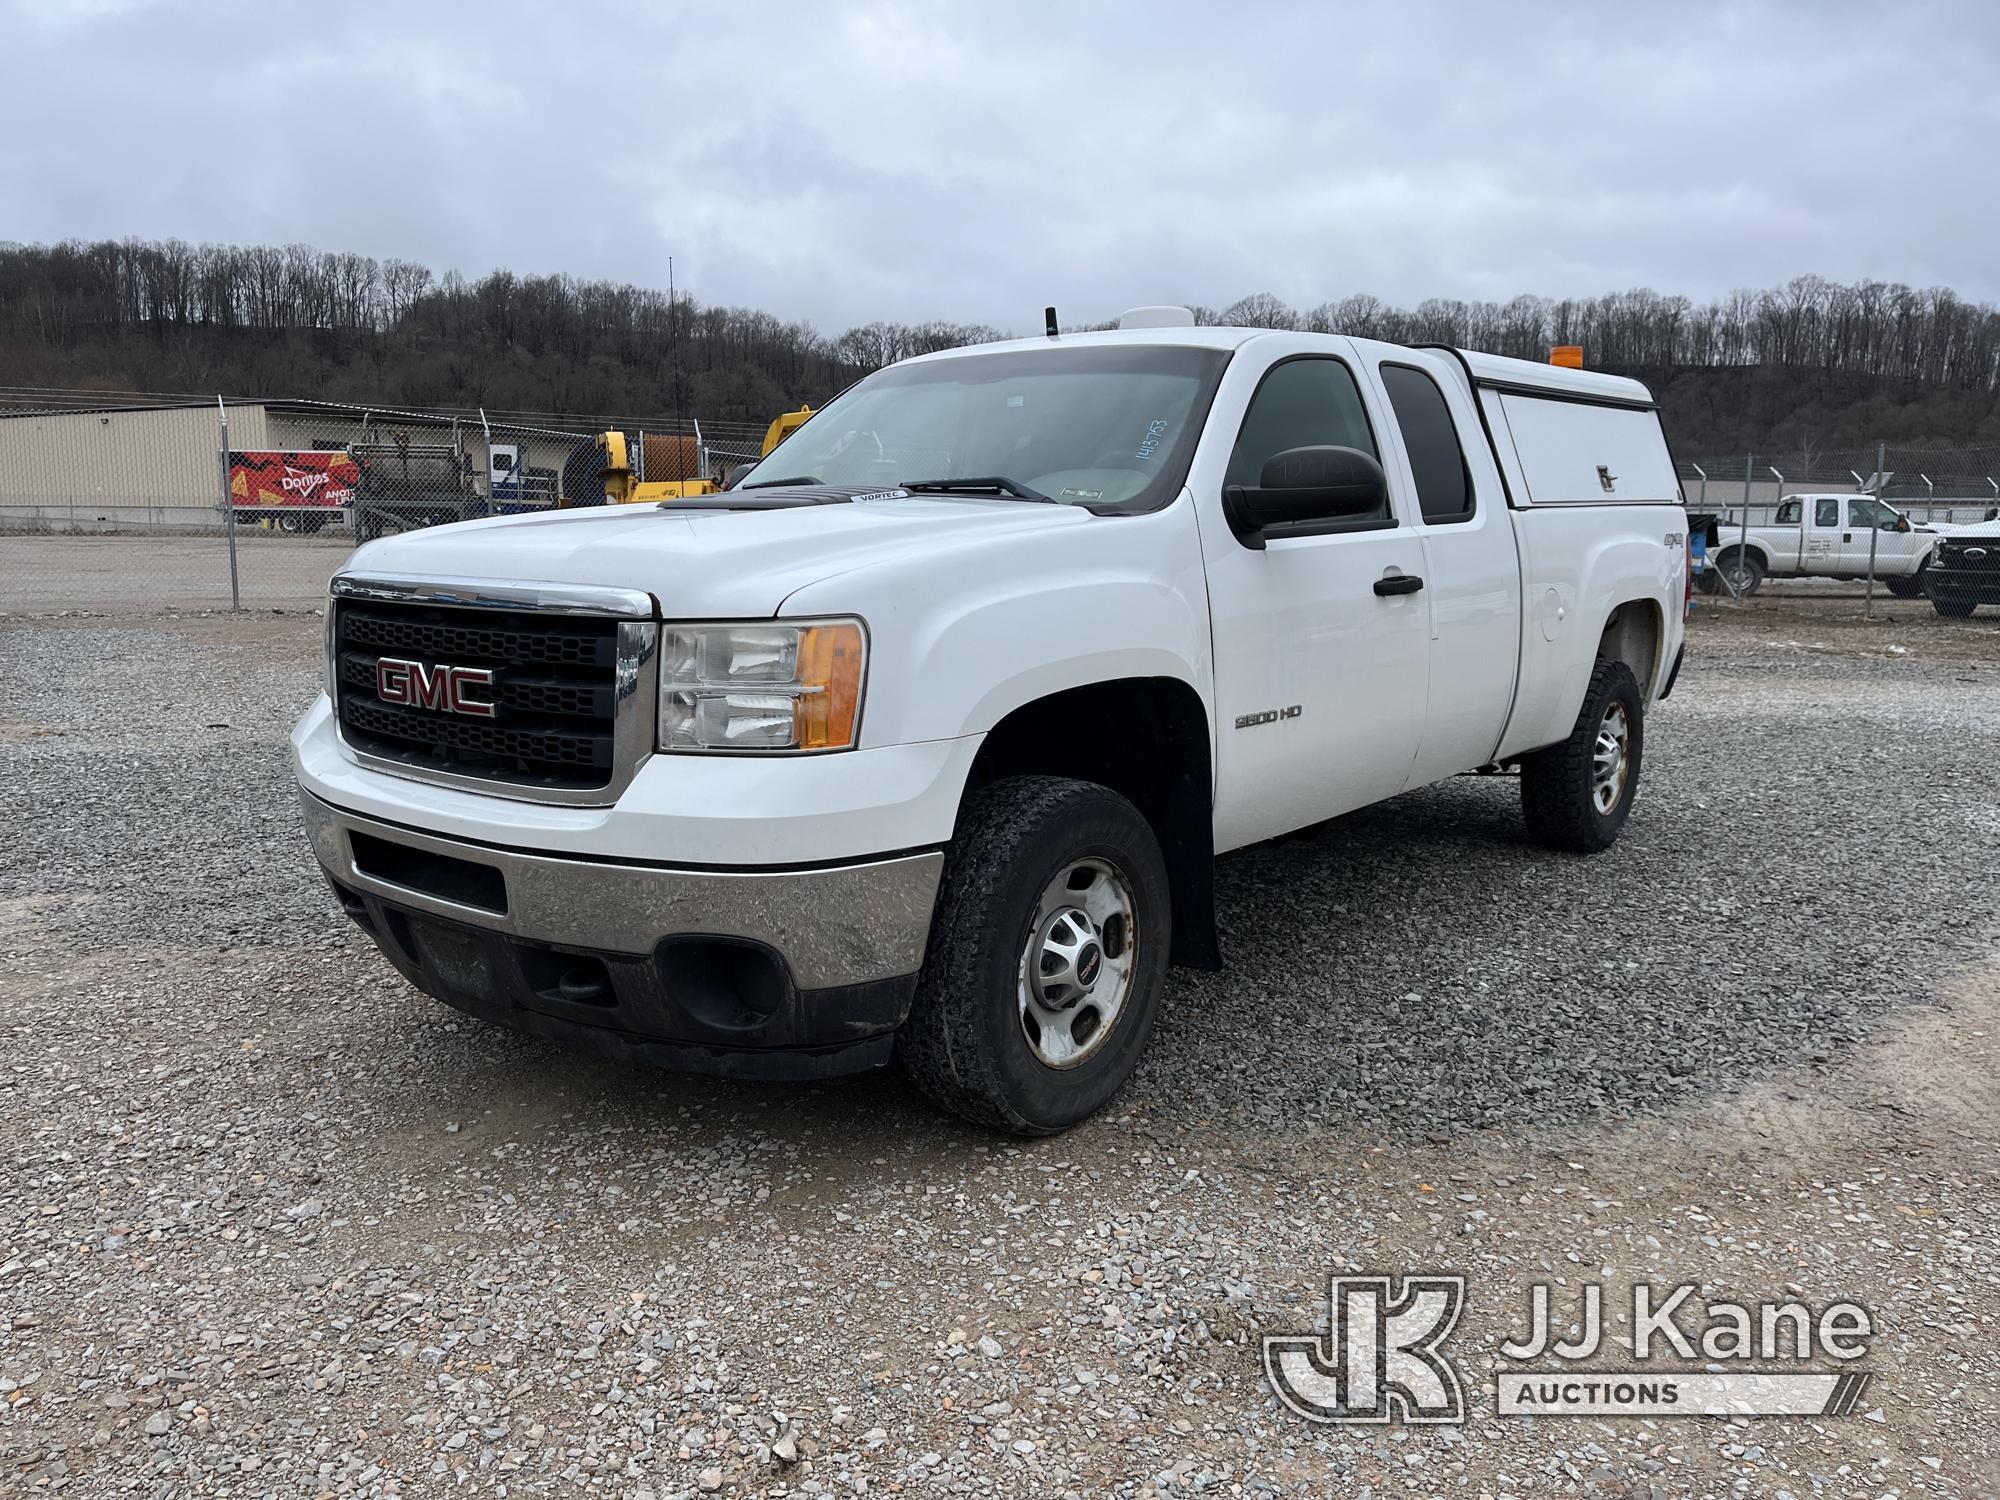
[1843,533,1852,543]
[1373,574,1425,596]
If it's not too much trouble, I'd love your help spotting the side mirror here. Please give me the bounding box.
[1223,446,1388,550]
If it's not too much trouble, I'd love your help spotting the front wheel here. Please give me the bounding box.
[1520,659,1644,853]
[1931,593,1978,618]
[1883,572,1925,599]
[898,776,1170,1135]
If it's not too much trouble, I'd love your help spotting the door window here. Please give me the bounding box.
[1848,496,1896,529]
[1225,358,1385,522]
[1814,498,1841,527]
[1379,364,1474,523]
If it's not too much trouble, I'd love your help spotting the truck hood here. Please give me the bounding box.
[1936,520,2000,542]
[343,491,1096,616]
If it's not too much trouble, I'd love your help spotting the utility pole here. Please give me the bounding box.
[669,256,685,463]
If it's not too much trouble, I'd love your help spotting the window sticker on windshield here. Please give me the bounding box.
[1007,395,1026,408]
[1060,487,1104,500]
[1134,419,1171,462]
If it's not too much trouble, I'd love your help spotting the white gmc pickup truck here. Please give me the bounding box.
[293,315,1689,1134]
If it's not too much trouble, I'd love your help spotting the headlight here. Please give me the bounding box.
[658,619,866,753]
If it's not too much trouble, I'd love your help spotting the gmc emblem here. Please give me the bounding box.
[376,658,496,718]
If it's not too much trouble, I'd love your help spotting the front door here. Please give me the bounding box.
[1197,347,1431,853]
[1841,494,1900,576]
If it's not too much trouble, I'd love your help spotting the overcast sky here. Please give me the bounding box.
[4,0,1996,333]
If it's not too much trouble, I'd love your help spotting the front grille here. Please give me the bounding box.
[334,600,625,792]
[1937,541,2000,574]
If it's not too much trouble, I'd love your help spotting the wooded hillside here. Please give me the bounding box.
[3,238,1997,460]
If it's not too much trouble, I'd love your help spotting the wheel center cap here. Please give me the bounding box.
[1075,943,1102,988]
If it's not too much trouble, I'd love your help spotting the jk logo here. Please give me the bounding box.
[1264,1275,1466,1424]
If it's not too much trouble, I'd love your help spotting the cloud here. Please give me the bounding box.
[2,0,1995,333]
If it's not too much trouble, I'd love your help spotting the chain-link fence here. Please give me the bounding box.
[0,388,778,613]
[1677,444,2000,612]
[8,389,2000,617]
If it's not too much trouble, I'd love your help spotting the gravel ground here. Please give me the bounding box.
[2,606,1997,1497]
[0,532,352,614]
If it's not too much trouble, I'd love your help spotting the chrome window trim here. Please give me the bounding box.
[330,575,660,808]
[331,572,658,619]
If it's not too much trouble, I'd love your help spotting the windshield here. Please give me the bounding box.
[743,343,1230,511]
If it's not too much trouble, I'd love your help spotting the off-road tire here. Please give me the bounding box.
[897,776,1170,1136]
[1520,658,1644,854]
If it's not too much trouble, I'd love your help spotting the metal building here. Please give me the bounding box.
[0,398,593,530]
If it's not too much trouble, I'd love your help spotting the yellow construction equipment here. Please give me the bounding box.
[598,430,720,505]
[598,405,815,505]
[761,404,813,455]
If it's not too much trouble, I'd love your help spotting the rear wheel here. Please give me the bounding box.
[1713,551,1764,597]
[1520,659,1644,853]
[898,776,1170,1135]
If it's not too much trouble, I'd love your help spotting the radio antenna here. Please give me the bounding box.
[670,257,684,465]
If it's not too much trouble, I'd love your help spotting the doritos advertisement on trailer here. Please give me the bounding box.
[228,450,359,511]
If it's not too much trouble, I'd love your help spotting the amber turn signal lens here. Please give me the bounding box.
[793,622,865,749]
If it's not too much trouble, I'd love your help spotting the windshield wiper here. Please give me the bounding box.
[900,476,1055,503]
[742,474,823,490]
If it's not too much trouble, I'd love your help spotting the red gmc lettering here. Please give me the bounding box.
[375,658,495,717]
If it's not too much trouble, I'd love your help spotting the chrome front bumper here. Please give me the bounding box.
[300,789,942,991]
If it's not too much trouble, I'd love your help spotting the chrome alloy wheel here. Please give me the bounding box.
[1591,700,1631,814]
[1018,857,1138,1069]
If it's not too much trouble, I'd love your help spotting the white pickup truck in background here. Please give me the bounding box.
[1702,491,1954,597]
[293,314,1689,1134]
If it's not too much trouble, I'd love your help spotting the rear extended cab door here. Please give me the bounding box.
[1351,348,1522,786]
[1769,497,1807,573]
[1805,494,1846,575]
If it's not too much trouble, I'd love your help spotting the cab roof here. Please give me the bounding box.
[900,325,1656,406]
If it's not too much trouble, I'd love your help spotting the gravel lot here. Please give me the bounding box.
[0,532,352,614]
[2,602,1997,1497]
